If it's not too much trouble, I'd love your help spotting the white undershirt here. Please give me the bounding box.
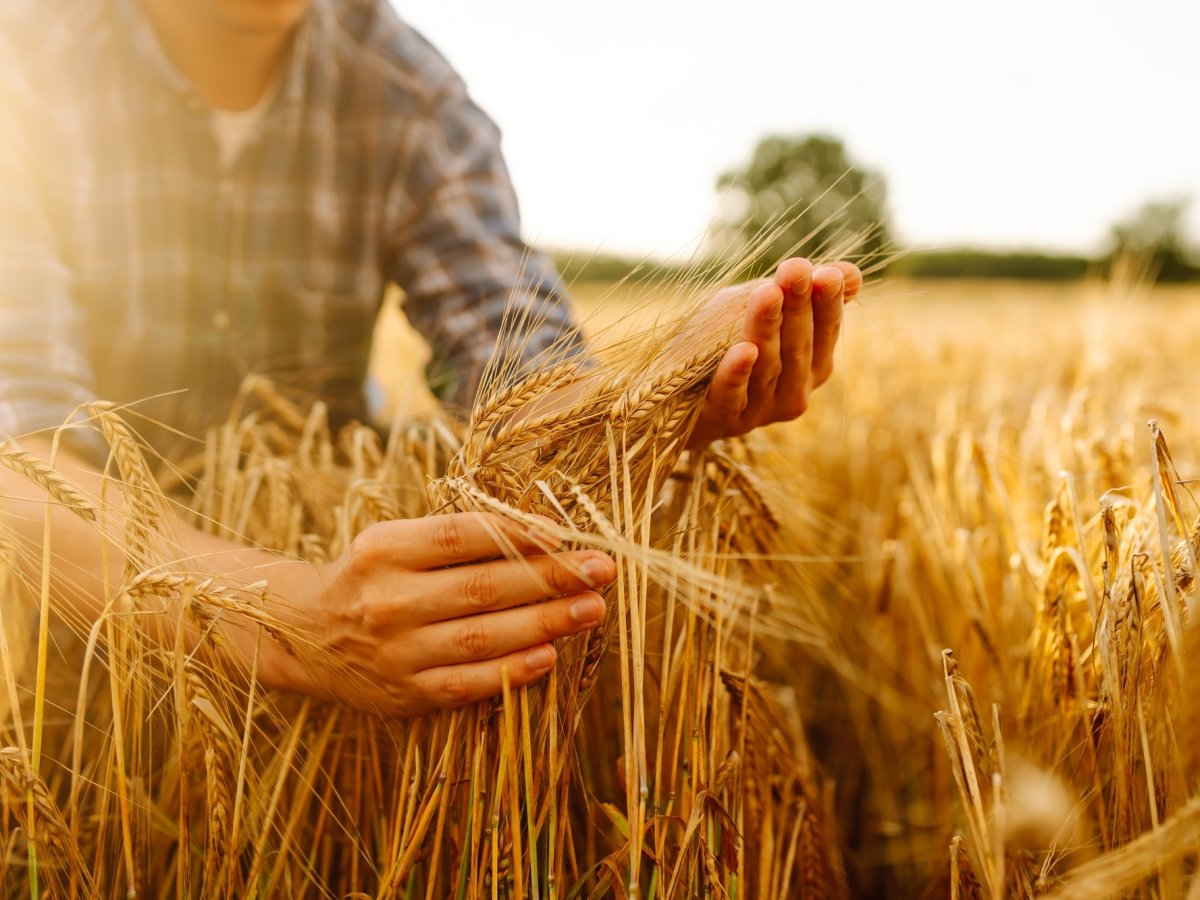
[210,79,281,170]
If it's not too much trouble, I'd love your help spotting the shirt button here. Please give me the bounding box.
[212,309,231,330]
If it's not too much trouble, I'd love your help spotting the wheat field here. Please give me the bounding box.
[0,273,1198,897]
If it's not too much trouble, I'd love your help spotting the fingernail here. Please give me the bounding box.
[764,299,783,322]
[582,555,614,584]
[786,273,812,304]
[570,595,604,625]
[525,647,554,670]
[815,267,844,298]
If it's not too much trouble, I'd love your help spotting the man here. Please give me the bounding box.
[0,0,861,716]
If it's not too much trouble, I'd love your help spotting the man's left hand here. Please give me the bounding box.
[687,257,862,448]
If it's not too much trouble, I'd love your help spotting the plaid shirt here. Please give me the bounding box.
[0,0,578,461]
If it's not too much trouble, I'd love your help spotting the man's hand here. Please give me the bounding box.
[3,439,610,719]
[687,258,862,447]
[266,512,614,717]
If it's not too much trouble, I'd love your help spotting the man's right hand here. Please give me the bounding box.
[263,512,614,717]
[0,438,607,718]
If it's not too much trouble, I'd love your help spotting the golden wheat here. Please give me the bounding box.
[0,273,1197,897]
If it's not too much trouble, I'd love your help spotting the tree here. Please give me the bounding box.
[1105,197,1198,282]
[711,134,892,277]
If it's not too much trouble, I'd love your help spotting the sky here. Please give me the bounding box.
[395,1,1200,261]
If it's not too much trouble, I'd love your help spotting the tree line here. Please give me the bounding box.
[556,135,1198,284]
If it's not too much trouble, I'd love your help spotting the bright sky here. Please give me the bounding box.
[395,1,1200,260]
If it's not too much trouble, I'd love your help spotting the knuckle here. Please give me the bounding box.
[439,670,472,705]
[544,559,576,595]
[534,605,560,642]
[456,621,492,658]
[330,590,382,643]
[719,392,749,418]
[462,568,500,609]
[383,677,416,709]
[347,524,388,571]
[352,596,380,634]
[433,517,467,557]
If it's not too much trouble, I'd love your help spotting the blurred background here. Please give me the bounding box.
[397,0,1200,282]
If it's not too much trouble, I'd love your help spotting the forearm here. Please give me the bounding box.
[0,434,314,685]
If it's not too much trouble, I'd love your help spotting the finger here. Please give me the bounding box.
[809,266,846,389]
[774,257,814,298]
[415,550,616,621]
[412,643,559,708]
[278,660,424,718]
[703,341,758,422]
[833,261,863,301]
[412,591,605,668]
[352,512,559,572]
[775,258,816,404]
[741,282,785,418]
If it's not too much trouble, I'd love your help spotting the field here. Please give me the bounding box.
[377,274,1200,895]
[1,274,1199,896]
[737,276,1200,896]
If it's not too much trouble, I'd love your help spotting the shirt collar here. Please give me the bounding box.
[112,0,193,98]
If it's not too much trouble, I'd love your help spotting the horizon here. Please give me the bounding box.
[395,0,1200,262]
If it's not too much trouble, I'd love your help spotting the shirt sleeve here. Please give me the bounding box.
[0,41,106,462]
[388,74,583,412]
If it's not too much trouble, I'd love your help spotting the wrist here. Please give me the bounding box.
[250,557,332,697]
